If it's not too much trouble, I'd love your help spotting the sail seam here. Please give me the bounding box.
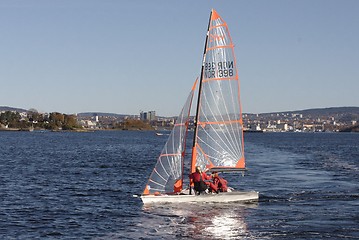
[203,77,238,82]
[207,45,233,51]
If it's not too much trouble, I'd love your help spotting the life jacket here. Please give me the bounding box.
[216,176,228,192]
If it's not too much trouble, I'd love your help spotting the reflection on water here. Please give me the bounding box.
[206,211,247,239]
[140,202,257,239]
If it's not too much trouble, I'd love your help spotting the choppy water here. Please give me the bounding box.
[0,131,358,239]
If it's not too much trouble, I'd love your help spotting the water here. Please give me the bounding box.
[0,131,358,239]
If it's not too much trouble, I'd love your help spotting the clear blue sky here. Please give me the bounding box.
[1,0,358,116]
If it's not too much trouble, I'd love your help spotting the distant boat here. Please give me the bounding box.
[155,132,164,136]
[140,9,258,204]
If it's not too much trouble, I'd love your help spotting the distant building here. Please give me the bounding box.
[93,113,99,122]
[140,111,147,121]
[140,111,157,121]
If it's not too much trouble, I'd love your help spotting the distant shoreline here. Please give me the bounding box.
[0,127,154,132]
[1,127,358,133]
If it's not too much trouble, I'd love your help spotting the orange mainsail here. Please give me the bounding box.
[191,9,245,173]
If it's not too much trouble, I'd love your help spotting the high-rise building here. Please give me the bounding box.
[140,111,156,121]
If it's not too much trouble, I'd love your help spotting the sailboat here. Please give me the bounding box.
[140,9,259,204]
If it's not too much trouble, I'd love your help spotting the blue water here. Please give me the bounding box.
[0,131,358,239]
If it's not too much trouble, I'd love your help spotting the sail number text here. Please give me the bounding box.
[204,61,234,79]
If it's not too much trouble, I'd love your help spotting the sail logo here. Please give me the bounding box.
[209,34,225,42]
[204,61,234,79]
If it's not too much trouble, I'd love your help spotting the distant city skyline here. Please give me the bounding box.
[1,1,358,116]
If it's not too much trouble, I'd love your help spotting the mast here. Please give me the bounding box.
[190,10,213,174]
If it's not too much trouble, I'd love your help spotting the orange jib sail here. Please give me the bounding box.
[142,79,197,195]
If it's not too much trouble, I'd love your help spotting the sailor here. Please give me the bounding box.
[211,172,228,193]
[189,166,211,195]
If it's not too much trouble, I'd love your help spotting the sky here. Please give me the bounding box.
[0,0,358,116]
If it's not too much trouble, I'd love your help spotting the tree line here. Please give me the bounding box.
[0,110,80,130]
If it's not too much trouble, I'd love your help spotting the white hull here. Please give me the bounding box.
[140,191,259,204]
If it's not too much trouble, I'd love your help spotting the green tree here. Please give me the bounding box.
[27,108,40,122]
[62,114,80,130]
[0,111,21,127]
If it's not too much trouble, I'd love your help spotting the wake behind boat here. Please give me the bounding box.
[140,9,258,204]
